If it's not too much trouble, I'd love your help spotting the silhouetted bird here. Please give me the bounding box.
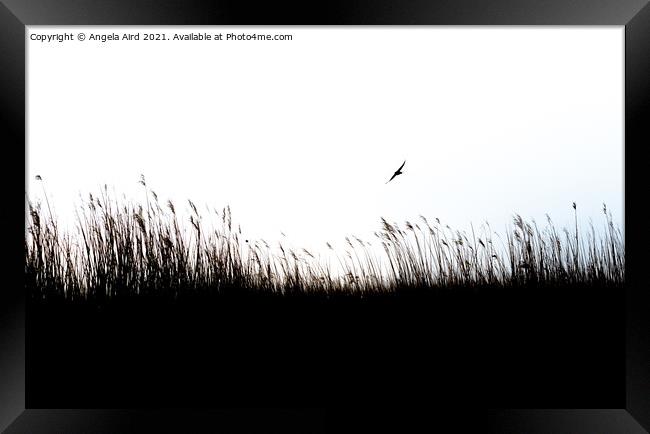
[386,160,406,184]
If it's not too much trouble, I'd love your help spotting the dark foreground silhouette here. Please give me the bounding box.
[27,283,624,409]
[25,186,624,408]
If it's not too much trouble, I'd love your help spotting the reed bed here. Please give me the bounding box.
[25,182,624,299]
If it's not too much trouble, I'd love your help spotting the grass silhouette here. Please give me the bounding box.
[25,181,624,300]
[25,181,625,409]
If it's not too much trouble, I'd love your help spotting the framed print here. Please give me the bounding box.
[1,0,648,432]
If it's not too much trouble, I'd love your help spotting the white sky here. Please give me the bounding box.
[27,26,624,257]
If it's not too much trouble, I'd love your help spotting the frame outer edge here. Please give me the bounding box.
[625,1,650,433]
[0,0,646,432]
[0,1,26,432]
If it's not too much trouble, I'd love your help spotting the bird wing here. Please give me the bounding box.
[386,172,398,183]
[397,160,406,172]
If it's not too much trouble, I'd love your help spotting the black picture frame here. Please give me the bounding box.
[1,0,648,432]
